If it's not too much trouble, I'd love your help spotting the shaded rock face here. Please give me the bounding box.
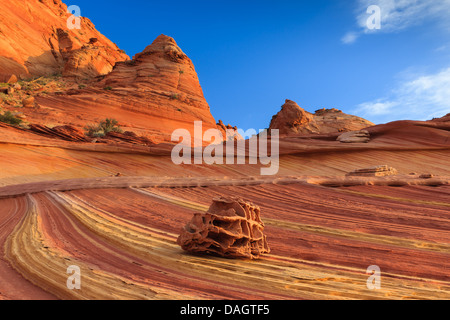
[346,165,398,177]
[269,100,374,135]
[177,197,270,259]
[0,0,129,79]
[28,124,89,142]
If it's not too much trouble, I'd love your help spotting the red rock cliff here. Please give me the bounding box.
[0,0,129,80]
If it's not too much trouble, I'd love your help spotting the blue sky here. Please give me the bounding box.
[71,0,450,130]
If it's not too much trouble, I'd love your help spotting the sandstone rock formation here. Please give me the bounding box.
[1,0,450,303]
[53,34,235,142]
[0,0,129,80]
[337,130,370,143]
[28,124,89,142]
[217,120,241,141]
[269,100,318,135]
[102,34,215,123]
[346,165,398,177]
[0,0,237,144]
[269,100,374,135]
[58,29,127,79]
[0,33,236,144]
[104,131,156,146]
[177,197,270,259]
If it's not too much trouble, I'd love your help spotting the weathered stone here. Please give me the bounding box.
[177,197,270,259]
[337,130,370,143]
[346,165,398,177]
[22,96,35,108]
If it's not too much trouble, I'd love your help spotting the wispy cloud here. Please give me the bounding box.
[341,32,359,44]
[342,0,450,44]
[355,67,450,123]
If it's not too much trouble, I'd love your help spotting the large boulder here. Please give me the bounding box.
[22,96,35,108]
[177,197,270,259]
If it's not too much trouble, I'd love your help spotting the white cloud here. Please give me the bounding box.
[342,0,450,44]
[355,67,450,123]
[341,32,359,44]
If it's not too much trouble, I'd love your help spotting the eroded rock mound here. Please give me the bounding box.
[346,165,398,177]
[177,197,270,259]
[269,99,374,135]
[269,100,318,135]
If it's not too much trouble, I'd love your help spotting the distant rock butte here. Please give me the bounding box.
[177,197,270,259]
[269,100,374,135]
[0,0,129,80]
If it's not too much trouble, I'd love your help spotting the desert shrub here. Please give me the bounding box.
[0,111,22,126]
[85,118,123,137]
[104,86,112,91]
[0,93,14,104]
[125,60,137,66]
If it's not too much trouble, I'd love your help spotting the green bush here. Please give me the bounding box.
[0,111,22,126]
[0,93,14,103]
[104,86,113,91]
[85,118,123,137]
